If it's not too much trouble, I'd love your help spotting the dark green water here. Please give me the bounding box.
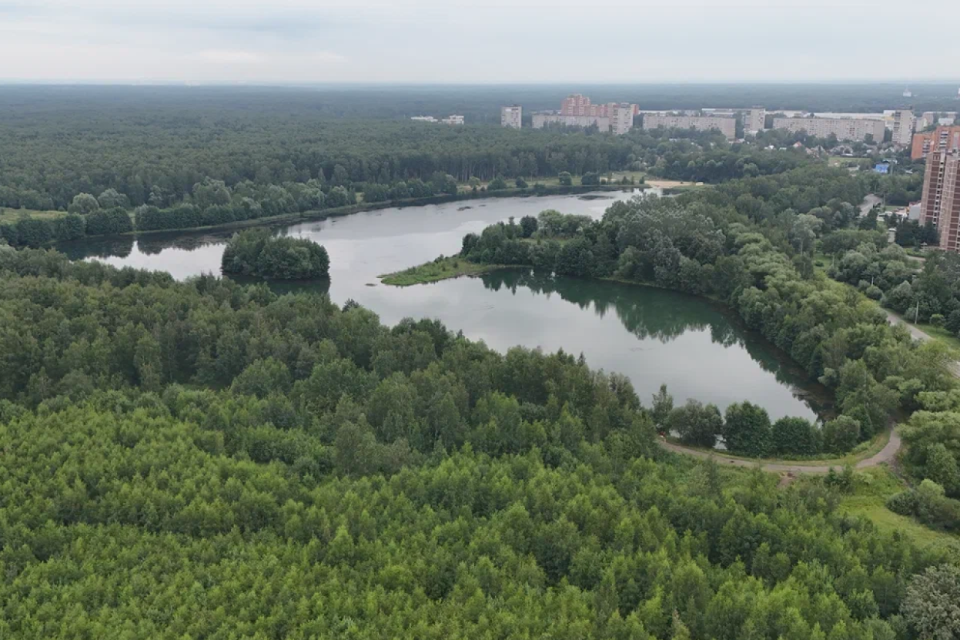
[62,191,827,420]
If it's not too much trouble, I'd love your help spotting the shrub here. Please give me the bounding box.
[822,416,861,454]
[770,417,820,456]
[723,401,771,457]
[667,400,723,448]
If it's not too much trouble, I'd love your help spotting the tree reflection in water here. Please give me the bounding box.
[481,268,834,418]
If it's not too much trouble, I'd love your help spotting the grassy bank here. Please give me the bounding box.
[836,467,960,552]
[379,256,505,286]
[915,322,960,353]
[663,427,890,467]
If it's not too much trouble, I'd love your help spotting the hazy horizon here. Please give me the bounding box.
[2,0,958,84]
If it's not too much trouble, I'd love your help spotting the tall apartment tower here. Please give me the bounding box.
[610,103,637,135]
[911,125,960,160]
[561,94,591,116]
[746,107,766,134]
[892,110,916,146]
[919,138,960,252]
[501,105,522,129]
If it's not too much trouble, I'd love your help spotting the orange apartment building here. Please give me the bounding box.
[911,125,960,160]
[919,135,960,252]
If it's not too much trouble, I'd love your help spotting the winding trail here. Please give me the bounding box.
[658,429,901,475]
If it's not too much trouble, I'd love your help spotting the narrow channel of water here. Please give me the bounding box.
[62,190,827,420]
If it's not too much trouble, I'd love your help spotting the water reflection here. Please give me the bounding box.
[480,269,833,418]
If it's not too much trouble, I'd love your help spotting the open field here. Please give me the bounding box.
[827,156,867,167]
[837,467,960,552]
[916,322,960,353]
[0,208,64,223]
[645,179,705,190]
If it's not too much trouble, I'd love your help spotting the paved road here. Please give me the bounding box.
[658,429,901,475]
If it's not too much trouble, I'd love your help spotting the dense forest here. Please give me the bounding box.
[0,247,958,638]
[0,104,808,215]
[2,86,960,638]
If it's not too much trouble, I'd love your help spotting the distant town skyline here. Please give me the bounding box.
[1,0,959,84]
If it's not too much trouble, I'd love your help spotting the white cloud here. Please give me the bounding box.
[0,0,957,82]
[195,50,265,65]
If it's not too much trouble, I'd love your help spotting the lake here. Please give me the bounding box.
[63,190,828,420]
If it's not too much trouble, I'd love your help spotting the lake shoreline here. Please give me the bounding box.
[47,183,641,245]
[379,260,836,420]
[65,189,824,422]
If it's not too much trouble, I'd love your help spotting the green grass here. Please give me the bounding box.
[828,156,866,167]
[838,467,960,552]
[916,322,960,354]
[0,208,64,223]
[665,428,890,467]
[379,256,502,286]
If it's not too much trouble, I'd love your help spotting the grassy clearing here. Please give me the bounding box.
[828,156,866,167]
[665,428,890,467]
[838,467,960,552]
[0,208,64,223]
[379,256,502,286]
[916,322,960,353]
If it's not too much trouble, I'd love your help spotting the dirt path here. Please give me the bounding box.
[859,193,882,216]
[658,429,901,474]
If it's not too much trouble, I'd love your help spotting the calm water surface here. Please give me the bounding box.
[64,191,828,420]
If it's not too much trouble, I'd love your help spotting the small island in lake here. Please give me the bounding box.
[221,229,330,280]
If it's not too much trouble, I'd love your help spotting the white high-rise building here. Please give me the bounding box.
[746,107,766,134]
[893,110,916,146]
[501,106,522,129]
[610,103,636,135]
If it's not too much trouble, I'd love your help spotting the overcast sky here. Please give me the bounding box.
[1,0,957,84]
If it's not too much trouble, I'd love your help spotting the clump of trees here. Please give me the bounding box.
[658,393,822,458]
[221,229,330,280]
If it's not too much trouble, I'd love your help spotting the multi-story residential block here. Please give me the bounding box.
[771,116,885,142]
[412,115,464,125]
[642,114,736,140]
[559,95,639,120]
[560,94,592,116]
[532,114,610,131]
[911,126,960,160]
[532,102,635,135]
[919,143,960,252]
[501,106,522,129]
[745,107,766,134]
[610,103,636,135]
[892,110,916,146]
